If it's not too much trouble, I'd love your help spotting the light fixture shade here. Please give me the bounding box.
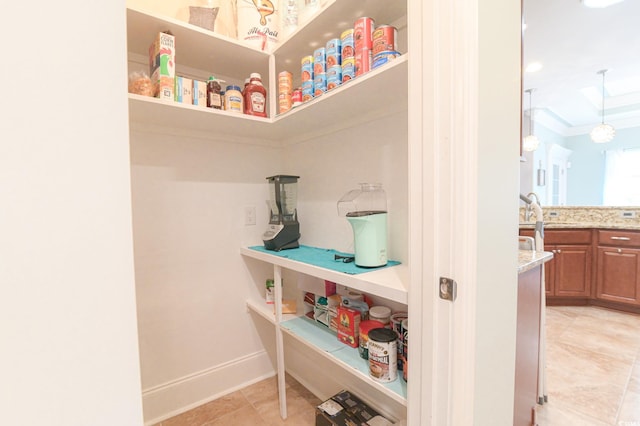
[523,135,540,152]
[590,123,616,143]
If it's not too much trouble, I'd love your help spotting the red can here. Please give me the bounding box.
[354,17,375,50]
[292,87,302,107]
[373,25,398,55]
[355,48,372,77]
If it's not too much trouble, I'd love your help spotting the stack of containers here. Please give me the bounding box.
[313,47,326,96]
[341,29,355,82]
[278,71,293,114]
[325,38,342,90]
[301,55,314,101]
[291,17,398,106]
[354,17,374,77]
[372,25,401,69]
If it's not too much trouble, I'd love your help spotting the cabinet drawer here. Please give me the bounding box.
[541,229,592,245]
[598,230,640,247]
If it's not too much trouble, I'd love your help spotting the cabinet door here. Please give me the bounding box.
[543,245,555,296]
[596,247,640,305]
[554,245,592,297]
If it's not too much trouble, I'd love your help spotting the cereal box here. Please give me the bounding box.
[149,32,175,101]
[337,306,360,348]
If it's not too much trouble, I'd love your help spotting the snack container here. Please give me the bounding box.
[149,32,175,101]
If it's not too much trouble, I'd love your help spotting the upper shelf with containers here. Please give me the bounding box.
[125,1,408,144]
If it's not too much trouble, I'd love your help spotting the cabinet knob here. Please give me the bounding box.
[556,249,561,254]
[618,248,622,253]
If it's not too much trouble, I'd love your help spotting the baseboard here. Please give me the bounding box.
[142,350,275,425]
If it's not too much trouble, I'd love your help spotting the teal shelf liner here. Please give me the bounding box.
[248,245,400,275]
[281,317,407,399]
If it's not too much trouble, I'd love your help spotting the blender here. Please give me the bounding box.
[263,175,301,251]
[337,183,388,267]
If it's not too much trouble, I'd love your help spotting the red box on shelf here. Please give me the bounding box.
[337,306,360,348]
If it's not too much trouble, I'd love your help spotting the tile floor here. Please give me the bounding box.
[536,306,640,426]
[155,306,640,426]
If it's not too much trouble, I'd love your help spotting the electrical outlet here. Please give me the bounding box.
[620,211,637,219]
[244,206,256,226]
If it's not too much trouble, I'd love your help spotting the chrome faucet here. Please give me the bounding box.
[525,192,541,222]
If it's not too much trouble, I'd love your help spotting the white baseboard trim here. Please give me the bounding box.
[142,350,275,425]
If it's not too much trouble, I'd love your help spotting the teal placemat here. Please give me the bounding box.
[248,245,400,274]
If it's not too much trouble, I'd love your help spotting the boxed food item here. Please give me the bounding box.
[175,76,193,104]
[315,390,391,426]
[337,306,360,348]
[149,31,175,101]
[193,80,207,107]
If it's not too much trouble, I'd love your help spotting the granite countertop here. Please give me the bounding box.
[520,222,640,230]
[518,250,553,274]
[519,206,640,230]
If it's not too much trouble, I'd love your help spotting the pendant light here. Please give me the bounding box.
[523,88,540,152]
[590,69,615,143]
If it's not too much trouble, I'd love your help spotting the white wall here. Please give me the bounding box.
[130,131,283,422]
[0,0,144,425]
[475,0,522,423]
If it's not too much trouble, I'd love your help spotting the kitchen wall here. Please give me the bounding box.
[1,0,144,424]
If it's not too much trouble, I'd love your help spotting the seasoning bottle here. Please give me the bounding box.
[243,73,267,117]
[206,76,223,109]
[224,85,243,113]
[242,78,250,113]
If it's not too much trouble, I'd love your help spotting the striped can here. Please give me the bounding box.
[354,17,375,50]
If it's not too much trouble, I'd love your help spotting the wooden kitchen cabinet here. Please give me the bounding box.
[520,229,592,299]
[596,230,640,306]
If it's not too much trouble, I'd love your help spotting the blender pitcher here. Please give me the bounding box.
[263,175,301,251]
[337,183,388,267]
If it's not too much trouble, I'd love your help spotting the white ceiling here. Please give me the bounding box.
[523,0,640,136]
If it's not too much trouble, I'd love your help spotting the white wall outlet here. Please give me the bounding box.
[620,211,637,219]
[244,206,256,226]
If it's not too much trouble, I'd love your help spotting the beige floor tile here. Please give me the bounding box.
[536,400,610,426]
[617,388,640,424]
[161,391,250,426]
[202,405,266,426]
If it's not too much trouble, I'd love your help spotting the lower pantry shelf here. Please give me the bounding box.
[246,299,408,406]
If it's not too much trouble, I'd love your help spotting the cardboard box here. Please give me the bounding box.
[149,32,175,101]
[193,80,207,107]
[315,390,388,426]
[175,76,193,104]
[337,306,360,348]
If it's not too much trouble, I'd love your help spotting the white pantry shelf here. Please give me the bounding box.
[245,301,408,406]
[240,246,408,305]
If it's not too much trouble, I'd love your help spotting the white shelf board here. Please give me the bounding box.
[272,55,408,144]
[127,56,407,145]
[241,247,408,305]
[281,317,407,405]
[246,298,299,324]
[126,7,269,80]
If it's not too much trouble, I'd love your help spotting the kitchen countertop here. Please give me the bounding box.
[520,222,640,230]
[518,250,553,274]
